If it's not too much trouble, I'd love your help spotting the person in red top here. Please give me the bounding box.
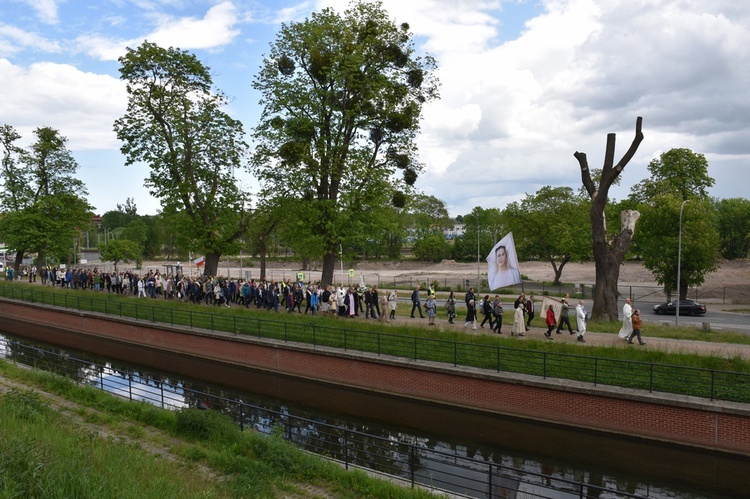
[544,304,556,339]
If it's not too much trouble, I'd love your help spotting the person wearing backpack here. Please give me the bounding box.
[444,291,457,324]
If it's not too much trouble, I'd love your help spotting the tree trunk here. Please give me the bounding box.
[13,249,24,274]
[679,280,689,301]
[321,251,337,287]
[575,117,644,321]
[258,235,267,280]
[204,252,221,277]
[549,254,570,285]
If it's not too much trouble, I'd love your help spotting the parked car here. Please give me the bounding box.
[652,299,707,316]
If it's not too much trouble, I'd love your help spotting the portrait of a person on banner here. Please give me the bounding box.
[487,233,522,290]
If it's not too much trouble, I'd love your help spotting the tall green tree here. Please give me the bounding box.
[503,186,591,285]
[629,148,714,204]
[251,1,439,286]
[408,194,452,262]
[114,41,251,277]
[0,126,91,269]
[99,239,142,272]
[637,195,720,300]
[714,198,750,259]
[631,148,720,299]
[452,207,504,263]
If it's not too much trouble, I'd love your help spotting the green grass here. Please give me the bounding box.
[0,361,436,498]
[3,282,750,402]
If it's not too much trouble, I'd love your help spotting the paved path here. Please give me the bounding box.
[385,314,750,360]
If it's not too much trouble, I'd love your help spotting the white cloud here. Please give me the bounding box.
[0,58,125,150]
[0,23,63,56]
[21,0,60,25]
[78,1,243,61]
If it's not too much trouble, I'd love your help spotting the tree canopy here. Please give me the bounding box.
[636,195,720,299]
[251,0,439,285]
[629,148,714,204]
[0,125,91,268]
[503,186,591,284]
[631,148,720,299]
[114,41,251,277]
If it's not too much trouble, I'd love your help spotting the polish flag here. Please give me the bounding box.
[194,256,205,267]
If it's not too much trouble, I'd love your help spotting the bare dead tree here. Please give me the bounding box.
[574,117,644,321]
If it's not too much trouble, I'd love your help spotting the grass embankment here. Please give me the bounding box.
[0,361,433,498]
[4,282,750,402]
[4,281,749,368]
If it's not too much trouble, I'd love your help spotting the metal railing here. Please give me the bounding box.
[2,284,749,404]
[0,337,647,499]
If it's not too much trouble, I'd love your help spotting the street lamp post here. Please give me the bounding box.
[476,221,480,294]
[676,199,688,327]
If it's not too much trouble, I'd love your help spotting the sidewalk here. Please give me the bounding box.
[394,314,750,360]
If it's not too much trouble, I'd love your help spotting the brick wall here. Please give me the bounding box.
[2,299,749,455]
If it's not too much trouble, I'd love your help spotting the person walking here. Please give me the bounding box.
[480,294,494,329]
[525,293,536,328]
[556,297,574,335]
[511,302,526,337]
[575,299,588,343]
[378,291,390,322]
[464,299,477,330]
[410,285,425,318]
[618,298,633,340]
[492,295,504,333]
[445,291,457,324]
[627,309,646,345]
[388,289,398,320]
[425,294,437,326]
[544,304,556,339]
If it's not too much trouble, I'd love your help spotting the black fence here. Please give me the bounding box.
[0,337,647,499]
[2,284,749,404]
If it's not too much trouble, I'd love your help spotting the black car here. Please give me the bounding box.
[652,299,706,316]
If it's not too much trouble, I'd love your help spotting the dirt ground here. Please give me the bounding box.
[225,258,750,304]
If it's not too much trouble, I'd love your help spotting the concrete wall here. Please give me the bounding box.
[2,298,749,456]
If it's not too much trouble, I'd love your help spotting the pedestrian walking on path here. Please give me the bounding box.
[627,309,646,345]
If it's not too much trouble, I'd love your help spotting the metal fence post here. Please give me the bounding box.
[344,430,349,470]
[650,364,654,392]
[488,462,493,498]
[594,358,598,386]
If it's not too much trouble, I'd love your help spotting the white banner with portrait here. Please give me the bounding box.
[486,232,523,290]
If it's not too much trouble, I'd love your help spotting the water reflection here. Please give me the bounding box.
[1,332,747,498]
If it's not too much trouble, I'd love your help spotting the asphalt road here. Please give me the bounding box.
[627,299,750,334]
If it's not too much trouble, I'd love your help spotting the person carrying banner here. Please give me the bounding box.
[525,293,536,328]
[544,304,556,339]
[556,297,575,335]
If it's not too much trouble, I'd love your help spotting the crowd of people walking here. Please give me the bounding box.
[13,264,642,344]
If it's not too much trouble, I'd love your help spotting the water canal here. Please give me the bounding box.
[0,330,747,498]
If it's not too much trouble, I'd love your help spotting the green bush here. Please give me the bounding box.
[175,407,239,443]
[1,388,51,422]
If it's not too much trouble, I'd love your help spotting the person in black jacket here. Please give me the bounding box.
[410,285,424,318]
[480,294,494,329]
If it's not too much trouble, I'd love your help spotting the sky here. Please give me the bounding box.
[1,0,749,219]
